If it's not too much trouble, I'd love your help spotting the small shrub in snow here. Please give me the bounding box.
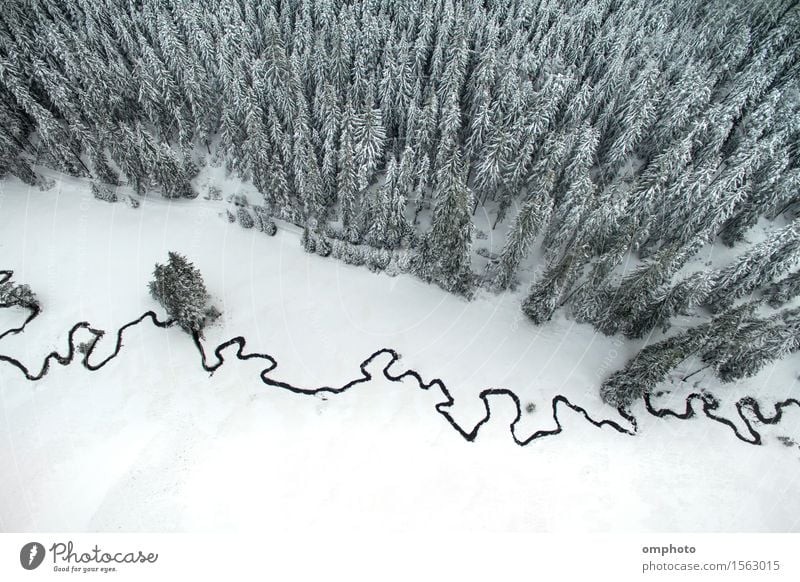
[0,277,39,310]
[206,185,223,200]
[331,241,345,260]
[148,251,219,335]
[301,226,316,253]
[262,219,277,236]
[330,240,345,260]
[237,207,254,229]
[91,182,117,202]
[182,184,199,199]
[251,205,269,231]
[204,305,222,326]
[37,177,56,191]
[342,246,366,266]
[316,235,332,257]
[396,251,413,273]
[475,229,488,240]
[384,256,401,277]
[128,196,140,209]
[225,209,235,223]
[366,248,390,272]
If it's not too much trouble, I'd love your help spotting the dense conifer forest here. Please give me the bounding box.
[1,0,798,406]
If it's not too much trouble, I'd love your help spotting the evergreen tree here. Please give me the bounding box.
[301,225,317,254]
[625,270,715,339]
[148,252,218,335]
[0,273,39,310]
[586,237,705,336]
[522,244,589,325]
[493,192,553,290]
[367,156,410,249]
[715,308,800,383]
[706,220,800,312]
[413,116,474,295]
[601,337,683,408]
[237,207,254,229]
[763,270,800,308]
[352,88,386,191]
[337,104,360,231]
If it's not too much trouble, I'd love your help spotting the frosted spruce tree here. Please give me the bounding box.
[148,252,219,335]
[411,92,474,295]
[706,220,800,313]
[763,271,800,308]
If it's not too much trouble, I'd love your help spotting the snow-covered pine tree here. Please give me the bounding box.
[352,87,386,192]
[367,156,410,249]
[336,102,360,234]
[715,307,800,383]
[763,270,800,308]
[412,92,474,295]
[693,301,762,376]
[148,252,218,335]
[624,270,715,339]
[586,237,704,336]
[301,225,317,254]
[290,59,326,219]
[599,321,712,408]
[237,207,254,229]
[521,242,589,325]
[492,191,553,290]
[0,273,39,310]
[722,166,800,247]
[706,220,800,313]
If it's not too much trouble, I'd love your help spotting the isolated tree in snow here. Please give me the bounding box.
[0,274,39,311]
[148,252,218,335]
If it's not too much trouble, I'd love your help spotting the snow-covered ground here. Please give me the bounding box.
[1,168,799,532]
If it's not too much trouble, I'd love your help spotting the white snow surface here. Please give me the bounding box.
[1,168,799,533]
